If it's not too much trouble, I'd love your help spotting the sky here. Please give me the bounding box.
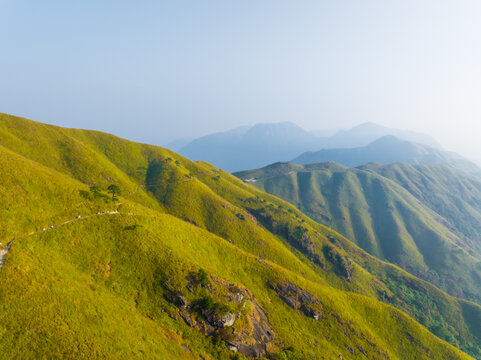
[1,1,481,160]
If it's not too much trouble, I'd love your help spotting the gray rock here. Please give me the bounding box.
[226,342,238,352]
[220,312,235,327]
[280,295,297,309]
[179,310,195,327]
[233,292,244,303]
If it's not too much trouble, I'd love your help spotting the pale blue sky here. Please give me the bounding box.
[1,1,481,159]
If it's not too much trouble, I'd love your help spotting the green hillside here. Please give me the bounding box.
[235,162,481,304]
[360,162,481,257]
[1,113,480,359]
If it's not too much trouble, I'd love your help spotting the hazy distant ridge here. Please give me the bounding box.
[293,135,481,178]
[176,121,441,172]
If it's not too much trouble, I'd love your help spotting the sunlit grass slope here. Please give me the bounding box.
[0,112,480,359]
[0,211,474,360]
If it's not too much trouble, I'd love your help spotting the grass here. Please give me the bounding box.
[234,162,481,305]
[0,112,479,359]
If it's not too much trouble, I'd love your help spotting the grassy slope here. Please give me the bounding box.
[234,162,481,304]
[229,164,481,357]
[0,113,479,359]
[360,162,481,256]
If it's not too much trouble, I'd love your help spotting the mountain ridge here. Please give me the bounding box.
[176,122,442,172]
[235,161,481,305]
[294,136,481,178]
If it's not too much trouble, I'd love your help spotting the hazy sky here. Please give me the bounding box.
[1,1,481,159]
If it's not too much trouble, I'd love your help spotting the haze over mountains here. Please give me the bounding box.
[294,136,481,178]
[176,122,443,172]
[2,113,481,359]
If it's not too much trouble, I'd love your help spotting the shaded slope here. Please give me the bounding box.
[360,162,481,257]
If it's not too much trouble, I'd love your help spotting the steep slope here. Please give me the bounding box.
[235,162,481,305]
[293,136,481,178]
[360,162,481,257]
[1,113,481,359]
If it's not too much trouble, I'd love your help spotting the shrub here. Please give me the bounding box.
[193,295,214,311]
[197,268,210,287]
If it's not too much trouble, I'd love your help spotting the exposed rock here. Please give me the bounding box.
[346,345,355,354]
[246,209,324,266]
[0,241,12,268]
[218,312,235,328]
[357,346,368,356]
[225,284,249,303]
[182,217,199,227]
[164,289,188,308]
[301,304,321,320]
[232,292,244,303]
[268,280,323,320]
[279,294,297,309]
[179,310,196,327]
[164,273,275,358]
[236,213,246,220]
[231,301,275,358]
[322,244,352,281]
[226,342,238,352]
[238,343,267,358]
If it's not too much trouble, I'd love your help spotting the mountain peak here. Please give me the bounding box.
[178,121,443,172]
[351,122,385,130]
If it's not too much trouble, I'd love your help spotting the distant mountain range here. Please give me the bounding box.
[294,136,481,178]
[313,122,441,149]
[177,122,318,172]
[175,122,441,172]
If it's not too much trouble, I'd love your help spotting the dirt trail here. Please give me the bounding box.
[0,209,122,269]
[0,170,220,269]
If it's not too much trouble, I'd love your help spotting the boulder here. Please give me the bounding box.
[219,312,235,327]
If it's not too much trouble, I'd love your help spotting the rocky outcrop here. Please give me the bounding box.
[268,280,324,320]
[202,306,236,328]
[219,312,235,327]
[225,301,275,357]
[163,273,275,358]
[247,208,325,268]
[322,244,352,281]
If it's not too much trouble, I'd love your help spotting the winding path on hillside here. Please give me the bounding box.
[0,209,126,269]
[1,171,221,269]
